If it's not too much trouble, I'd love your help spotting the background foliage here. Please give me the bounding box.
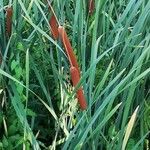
[0,0,150,149]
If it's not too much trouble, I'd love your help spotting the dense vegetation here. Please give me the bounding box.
[0,0,150,149]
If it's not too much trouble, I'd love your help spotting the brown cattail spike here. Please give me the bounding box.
[49,15,59,40]
[6,7,13,37]
[70,66,87,110]
[58,26,80,74]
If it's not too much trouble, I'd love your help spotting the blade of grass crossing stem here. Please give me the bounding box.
[121,106,139,150]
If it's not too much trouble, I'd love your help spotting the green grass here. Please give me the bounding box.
[0,0,150,149]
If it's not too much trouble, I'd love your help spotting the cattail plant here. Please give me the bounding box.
[58,26,87,110]
[46,1,87,110]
